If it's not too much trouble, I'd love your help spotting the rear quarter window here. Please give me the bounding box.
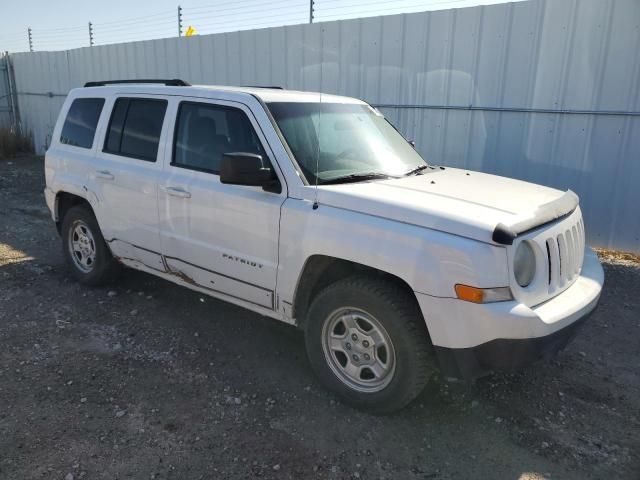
[103,97,167,162]
[60,98,105,149]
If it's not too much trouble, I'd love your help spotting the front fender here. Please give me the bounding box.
[278,198,509,305]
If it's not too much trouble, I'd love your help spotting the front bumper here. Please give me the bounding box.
[416,247,604,379]
[433,310,591,379]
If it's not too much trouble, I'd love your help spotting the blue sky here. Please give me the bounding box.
[0,0,523,53]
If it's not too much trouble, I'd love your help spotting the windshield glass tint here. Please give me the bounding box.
[267,102,426,184]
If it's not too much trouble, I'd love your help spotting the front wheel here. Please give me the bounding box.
[304,276,435,414]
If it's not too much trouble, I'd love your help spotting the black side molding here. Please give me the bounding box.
[84,79,191,87]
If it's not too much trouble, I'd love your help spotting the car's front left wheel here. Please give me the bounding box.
[61,204,121,286]
[304,275,436,414]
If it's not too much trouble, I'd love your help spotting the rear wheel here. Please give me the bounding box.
[305,275,435,414]
[61,205,121,285]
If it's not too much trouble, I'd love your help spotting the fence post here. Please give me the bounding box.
[309,0,315,23]
[89,22,94,46]
[27,27,33,52]
[178,6,183,37]
[5,53,21,133]
[0,52,12,128]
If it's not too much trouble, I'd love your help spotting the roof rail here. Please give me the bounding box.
[242,85,284,89]
[84,79,191,87]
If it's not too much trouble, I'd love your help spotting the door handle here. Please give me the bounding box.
[162,186,191,198]
[95,170,114,180]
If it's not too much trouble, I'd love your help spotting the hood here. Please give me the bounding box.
[316,167,577,244]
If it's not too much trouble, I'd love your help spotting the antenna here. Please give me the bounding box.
[312,25,324,210]
[312,90,321,210]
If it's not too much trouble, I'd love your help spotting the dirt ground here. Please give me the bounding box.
[1,155,638,480]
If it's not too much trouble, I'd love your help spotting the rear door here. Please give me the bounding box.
[158,98,286,310]
[92,94,169,270]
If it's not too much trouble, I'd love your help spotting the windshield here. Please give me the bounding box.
[267,102,427,184]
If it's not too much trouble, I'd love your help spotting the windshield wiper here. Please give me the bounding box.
[320,172,394,185]
[404,164,430,176]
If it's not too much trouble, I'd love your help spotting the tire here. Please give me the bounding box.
[60,204,121,286]
[304,275,435,414]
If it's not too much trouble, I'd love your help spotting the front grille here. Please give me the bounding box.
[544,216,585,293]
[511,207,586,308]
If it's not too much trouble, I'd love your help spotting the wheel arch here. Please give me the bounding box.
[292,255,425,332]
[54,191,94,234]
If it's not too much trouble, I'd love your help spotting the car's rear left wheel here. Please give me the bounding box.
[61,204,121,285]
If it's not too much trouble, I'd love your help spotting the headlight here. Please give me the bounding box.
[514,241,536,287]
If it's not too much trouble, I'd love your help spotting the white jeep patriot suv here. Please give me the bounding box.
[44,79,604,413]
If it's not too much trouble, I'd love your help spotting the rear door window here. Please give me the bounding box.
[104,97,167,162]
[60,98,105,149]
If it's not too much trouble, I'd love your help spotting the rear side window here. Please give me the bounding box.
[173,102,265,174]
[60,98,105,149]
[104,97,167,161]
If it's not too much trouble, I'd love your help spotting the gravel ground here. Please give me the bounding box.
[1,155,638,480]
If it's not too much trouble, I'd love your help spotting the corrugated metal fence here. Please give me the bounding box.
[0,55,14,128]
[7,0,640,251]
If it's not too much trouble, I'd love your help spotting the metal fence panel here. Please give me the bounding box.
[8,0,640,251]
[0,56,12,128]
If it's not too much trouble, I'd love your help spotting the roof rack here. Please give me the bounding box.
[242,85,284,89]
[84,79,191,87]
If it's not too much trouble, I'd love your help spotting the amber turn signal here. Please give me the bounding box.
[454,284,513,304]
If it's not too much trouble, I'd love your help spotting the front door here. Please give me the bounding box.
[158,99,286,310]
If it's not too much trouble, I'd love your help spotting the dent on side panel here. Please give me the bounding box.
[277,198,510,304]
[108,239,166,272]
[62,180,113,239]
[114,252,283,322]
[108,240,276,311]
[164,257,274,309]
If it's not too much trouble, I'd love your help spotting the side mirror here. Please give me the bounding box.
[220,152,281,193]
